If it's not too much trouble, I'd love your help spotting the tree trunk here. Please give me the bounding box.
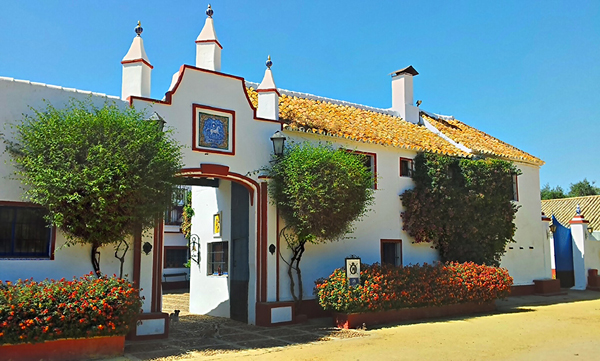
[91,242,101,277]
[114,240,129,279]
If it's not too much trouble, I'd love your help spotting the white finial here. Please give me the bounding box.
[576,204,582,216]
[206,4,213,18]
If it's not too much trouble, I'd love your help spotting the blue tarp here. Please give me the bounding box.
[552,215,574,272]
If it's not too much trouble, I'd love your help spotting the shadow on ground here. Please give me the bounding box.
[125,316,366,360]
[123,289,600,360]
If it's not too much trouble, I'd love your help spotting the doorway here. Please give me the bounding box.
[229,182,249,323]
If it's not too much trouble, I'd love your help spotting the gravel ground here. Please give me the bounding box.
[120,290,366,360]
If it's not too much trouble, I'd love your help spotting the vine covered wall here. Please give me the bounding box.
[401,153,520,266]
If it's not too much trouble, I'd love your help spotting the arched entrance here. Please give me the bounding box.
[175,164,260,324]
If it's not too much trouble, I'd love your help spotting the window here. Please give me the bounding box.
[164,247,189,268]
[207,241,228,275]
[346,150,377,189]
[381,239,402,267]
[164,186,191,226]
[0,205,54,259]
[511,174,519,201]
[399,158,413,177]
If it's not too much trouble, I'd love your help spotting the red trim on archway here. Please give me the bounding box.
[176,166,268,314]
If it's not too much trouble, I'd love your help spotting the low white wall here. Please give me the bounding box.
[585,233,600,273]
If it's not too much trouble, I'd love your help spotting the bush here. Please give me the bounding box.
[0,274,142,345]
[315,262,513,314]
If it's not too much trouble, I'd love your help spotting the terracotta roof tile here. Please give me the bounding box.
[247,87,469,157]
[422,113,544,166]
[541,195,600,230]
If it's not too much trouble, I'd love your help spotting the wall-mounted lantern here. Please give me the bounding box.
[142,242,153,255]
[147,112,166,131]
[190,234,201,265]
[588,226,594,234]
[270,130,286,157]
[549,224,557,234]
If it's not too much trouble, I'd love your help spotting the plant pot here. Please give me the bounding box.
[0,335,125,361]
[333,302,496,329]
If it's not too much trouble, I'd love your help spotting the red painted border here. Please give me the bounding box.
[176,167,265,317]
[192,104,236,156]
[380,239,402,266]
[0,336,125,361]
[0,201,57,260]
[399,157,413,177]
[256,88,282,97]
[121,58,154,69]
[276,208,280,302]
[195,39,223,49]
[133,229,142,291]
[512,174,519,202]
[151,220,165,313]
[333,302,495,329]
[345,149,378,190]
[570,216,590,224]
[128,64,282,124]
[260,182,268,302]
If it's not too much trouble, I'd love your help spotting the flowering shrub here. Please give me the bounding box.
[315,262,513,313]
[0,273,142,345]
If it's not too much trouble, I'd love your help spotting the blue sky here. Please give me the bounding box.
[1,1,599,190]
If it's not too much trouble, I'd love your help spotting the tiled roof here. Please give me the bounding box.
[541,195,600,230]
[246,87,469,157]
[422,113,544,166]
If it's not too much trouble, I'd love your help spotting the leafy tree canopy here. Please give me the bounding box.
[263,142,374,305]
[401,153,520,266]
[568,178,599,197]
[540,183,567,200]
[266,142,374,244]
[5,99,183,249]
[541,178,600,199]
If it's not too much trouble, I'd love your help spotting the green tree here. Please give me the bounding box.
[401,153,520,266]
[568,178,600,197]
[264,142,374,308]
[541,183,567,200]
[4,99,183,276]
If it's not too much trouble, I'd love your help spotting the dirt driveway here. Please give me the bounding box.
[195,291,600,361]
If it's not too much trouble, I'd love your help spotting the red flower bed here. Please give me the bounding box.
[0,273,142,345]
[315,262,512,313]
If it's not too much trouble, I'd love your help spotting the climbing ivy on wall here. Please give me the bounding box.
[400,153,520,266]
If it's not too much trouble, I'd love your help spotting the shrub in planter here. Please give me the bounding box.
[0,273,142,345]
[315,262,512,314]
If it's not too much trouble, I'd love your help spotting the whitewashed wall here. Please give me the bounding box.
[0,78,154,312]
[585,232,600,272]
[500,163,552,285]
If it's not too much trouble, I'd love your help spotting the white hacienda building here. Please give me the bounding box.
[1,6,552,333]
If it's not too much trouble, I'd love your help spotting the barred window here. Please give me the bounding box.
[0,205,53,259]
[164,186,191,225]
[164,247,189,268]
[207,241,228,275]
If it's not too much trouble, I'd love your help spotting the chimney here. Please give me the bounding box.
[196,4,222,71]
[121,21,153,100]
[256,56,280,120]
[391,65,419,124]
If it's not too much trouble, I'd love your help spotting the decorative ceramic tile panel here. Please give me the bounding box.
[198,112,229,150]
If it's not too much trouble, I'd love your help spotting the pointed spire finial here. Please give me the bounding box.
[266,55,272,69]
[576,204,582,216]
[206,4,214,18]
[135,21,143,37]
